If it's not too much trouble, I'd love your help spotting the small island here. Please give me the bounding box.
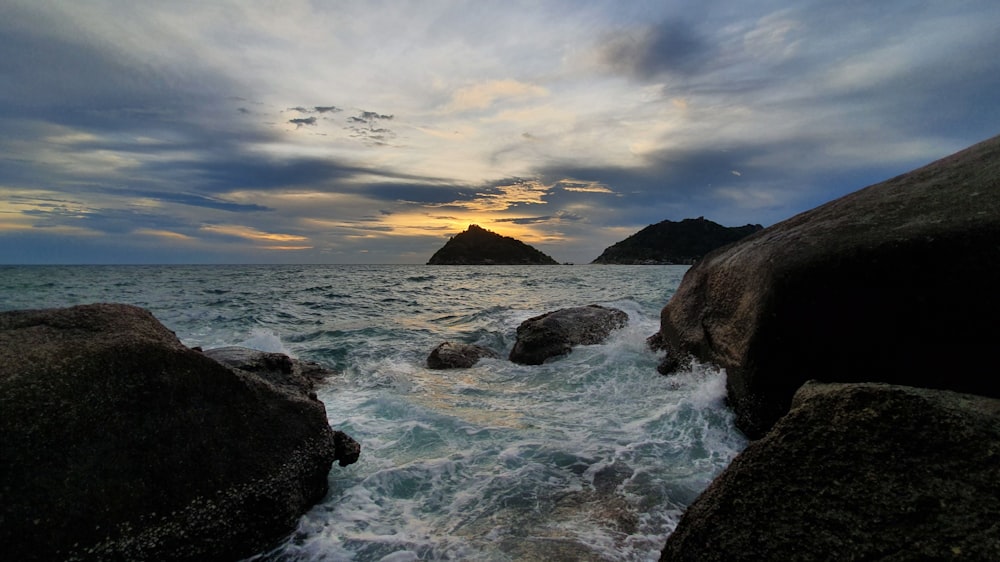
[427,224,558,265]
[591,217,762,264]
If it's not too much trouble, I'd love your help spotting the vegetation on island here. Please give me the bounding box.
[427,224,559,265]
[591,217,763,264]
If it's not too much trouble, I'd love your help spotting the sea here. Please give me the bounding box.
[0,264,747,561]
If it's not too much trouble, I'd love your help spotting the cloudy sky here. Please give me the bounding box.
[2,1,998,264]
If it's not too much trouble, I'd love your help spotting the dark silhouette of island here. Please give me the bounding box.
[427,224,559,265]
[591,217,763,264]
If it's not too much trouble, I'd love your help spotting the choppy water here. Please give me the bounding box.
[0,264,746,561]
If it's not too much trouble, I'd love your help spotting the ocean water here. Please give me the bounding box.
[0,264,746,561]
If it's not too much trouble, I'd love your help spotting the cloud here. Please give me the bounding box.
[345,110,396,145]
[128,191,272,213]
[289,116,318,127]
[494,210,584,225]
[446,79,549,112]
[556,180,616,194]
[599,18,713,79]
[2,1,998,265]
[200,224,312,250]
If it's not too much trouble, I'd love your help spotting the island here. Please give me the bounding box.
[427,224,559,265]
[590,217,763,264]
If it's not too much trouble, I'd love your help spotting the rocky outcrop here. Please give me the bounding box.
[202,345,333,396]
[509,305,628,365]
[657,134,1000,438]
[0,303,358,561]
[426,341,500,369]
[427,224,559,265]
[661,382,1000,561]
[203,346,360,467]
[591,217,762,264]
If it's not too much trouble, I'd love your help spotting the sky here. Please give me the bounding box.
[2,1,999,265]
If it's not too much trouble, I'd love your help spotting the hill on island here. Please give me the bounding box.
[591,217,763,264]
[427,224,559,265]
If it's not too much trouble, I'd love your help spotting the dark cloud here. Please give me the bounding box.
[494,211,584,225]
[314,105,341,113]
[129,190,271,213]
[355,111,393,122]
[23,203,196,235]
[602,19,712,79]
[346,110,397,145]
[361,182,475,205]
[289,116,318,127]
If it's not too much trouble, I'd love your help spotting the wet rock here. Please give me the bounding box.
[0,303,359,561]
[661,382,1000,561]
[657,134,1000,438]
[510,305,628,365]
[202,345,334,394]
[426,341,500,369]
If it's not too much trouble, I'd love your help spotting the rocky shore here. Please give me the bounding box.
[657,133,1000,559]
[0,304,359,561]
[591,217,762,264]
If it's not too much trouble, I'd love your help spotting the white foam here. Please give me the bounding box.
[236,327,292,355]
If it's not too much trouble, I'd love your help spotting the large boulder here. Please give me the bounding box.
[426,341,500,369]
[661,382,1000,561]
[657,134,1000,438]
[0,303,358,561]
[509,305,628,365]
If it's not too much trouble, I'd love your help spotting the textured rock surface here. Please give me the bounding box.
[203,346,360,467]
[661,382,1000,561]
[202,345,333,395]
[427,224,559,265]
[657,134,1000,437]
[509,305,628,365]
[0,303,357,561]
[426,341,500,369]
[591,217,762,264]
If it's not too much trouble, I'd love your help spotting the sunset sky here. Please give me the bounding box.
[2,0,999,264]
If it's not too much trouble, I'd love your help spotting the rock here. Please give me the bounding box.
[657,134,1000,438]
[509,305,628,365]
[202,345,334,395]
[591,217,762,264]
[661,382,1000,561]
[427,224,559,265]
[427,341,500,369]
[0,303,359,561]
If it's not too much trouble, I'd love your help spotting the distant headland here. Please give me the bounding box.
[591,217,763,264]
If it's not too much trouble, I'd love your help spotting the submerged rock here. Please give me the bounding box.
[0,303,358,561]
[657,133,1000,438]
[509,305,628,365]
[661,382,1000,560]
[427,341,500,369]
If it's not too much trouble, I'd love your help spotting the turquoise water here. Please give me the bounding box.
[0,265,746,561]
